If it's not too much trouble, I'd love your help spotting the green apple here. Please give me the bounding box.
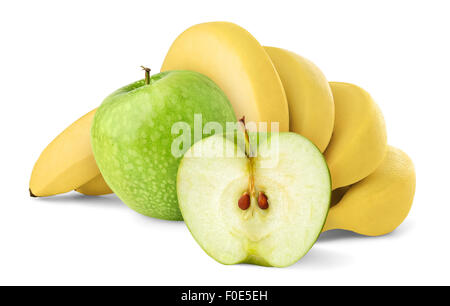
[177,126,331,267]
[91,69,236,220]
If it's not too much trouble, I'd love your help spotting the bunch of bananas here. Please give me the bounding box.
[30,22,415,237]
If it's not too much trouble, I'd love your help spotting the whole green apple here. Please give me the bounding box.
[91,69,236,220]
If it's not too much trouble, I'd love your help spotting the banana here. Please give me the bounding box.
[76,174,112,195]
[324,82,387,189]
[322,146,416,236]
[30,109,103,196]
[161,22,289,132]
[264,47,334,152]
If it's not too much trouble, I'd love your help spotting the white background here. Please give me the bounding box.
[1,0,449,285]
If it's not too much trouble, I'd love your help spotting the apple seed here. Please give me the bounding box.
[238,192,251,210]
[258,191,269,209]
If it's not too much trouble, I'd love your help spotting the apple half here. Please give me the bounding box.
[177,128,331,267]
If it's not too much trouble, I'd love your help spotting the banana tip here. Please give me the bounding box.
[29,188,37,198]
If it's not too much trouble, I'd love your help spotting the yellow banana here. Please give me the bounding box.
[30,109,105,196]
[264,46,334,152]
[76,174,112,196]
[161,22,289,132]
[325,82,387,189]
[323,146,416,236]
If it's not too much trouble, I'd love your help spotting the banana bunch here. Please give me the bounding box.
[30,22,415,237]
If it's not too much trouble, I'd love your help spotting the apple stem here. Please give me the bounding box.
[239,116,256,200]
[238,116,252,158]
[141,66,151,85]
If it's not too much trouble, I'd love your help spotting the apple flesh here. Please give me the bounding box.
[177,132,331,267]
[91,70,236,220]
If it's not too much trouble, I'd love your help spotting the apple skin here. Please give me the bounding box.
[91,70,236,220]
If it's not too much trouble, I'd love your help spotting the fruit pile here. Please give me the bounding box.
[30,22,416,267]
